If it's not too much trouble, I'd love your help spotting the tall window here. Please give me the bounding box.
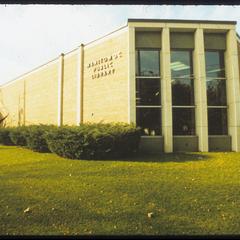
[135,49,161,136]
[205,50,228,135]
[171,50,195,135]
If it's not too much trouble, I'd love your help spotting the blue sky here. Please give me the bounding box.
[0,5,240,85]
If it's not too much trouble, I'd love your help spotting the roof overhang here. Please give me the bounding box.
[128,18,237,25]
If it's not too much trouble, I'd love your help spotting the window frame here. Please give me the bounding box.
[205,49,228,136]
[136,48,161,78]
[135,48,162,136]
[170,48,196,136]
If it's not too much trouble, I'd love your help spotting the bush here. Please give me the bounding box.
[9,126,28,146]
[45,123,141,160]
[24,125,56,152]
[0,127,14,145]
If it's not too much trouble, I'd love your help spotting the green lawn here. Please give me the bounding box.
[0,145,240,235]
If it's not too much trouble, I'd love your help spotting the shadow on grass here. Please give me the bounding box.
[80,152,212,163]
[0,145,211,163]
[128,152,211,163]
[0,146,16,149]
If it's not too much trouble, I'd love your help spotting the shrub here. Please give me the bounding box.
[45,123,141,160]
[9,126,28,146]
[24,125,56,152]
[0,127,14,145]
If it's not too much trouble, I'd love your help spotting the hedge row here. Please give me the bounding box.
[0,123,141,159]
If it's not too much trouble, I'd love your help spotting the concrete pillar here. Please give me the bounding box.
[161,27,173,152]
[225,29,240,152]
[76,44,84,125]
[57,53,64,127]
[128,26,136,124]
[193,28,209,152]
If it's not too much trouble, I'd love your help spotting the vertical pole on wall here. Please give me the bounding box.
[23,79,26,126]
[57,53,64,127]
[128,26,136,124]
[161,27,173,153]
[225,29,240,152]
[193,28,208,152]
[76,44,84,125]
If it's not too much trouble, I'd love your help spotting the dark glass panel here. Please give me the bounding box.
[136,108,161,136]
[135,51,139,76]
[136,78,161,106]
[171,51,192,78]
[172,78,194,106]
[173,108,195,135]
[208,108,228,135]
[207,79,227,106]
[205,51,225,78]
[138,50,160,76]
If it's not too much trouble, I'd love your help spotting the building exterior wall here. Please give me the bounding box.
[0,61,59,126]
[83,29,129,123]
[238,40,240,81]
[24,62,59,125]
[62,52,78,125]
[0,79,25,126]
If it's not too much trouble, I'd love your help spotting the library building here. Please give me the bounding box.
[0,19,240,153]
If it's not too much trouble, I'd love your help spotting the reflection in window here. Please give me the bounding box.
[207,79,226,106]
[171,51,192,78]
[205,51,225,78]
[171,50,195,135]
[205,50,227,135]
[208,108,228,135]
[136,108,161,136]
[172,78,194,106]
[173,108,195,135]
[136,50,160,76]
[136,78,161,106]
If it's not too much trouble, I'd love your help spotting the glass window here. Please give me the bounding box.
[207,79,227,106]
[136,48,161,136]
[205,50,228,135]
[205,51,225,78]
[136,108,161,136]
[136,78,161,106]
[208,108,228,135]
[172,108,195,135]
[137,50,160,76]
[172,78,194,106]
[171,50,195,136]
[171,50,194,106]
[171,51,192,78]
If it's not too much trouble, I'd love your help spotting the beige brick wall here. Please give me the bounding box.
[0,61,59,126]
[62,52,78,125]
[24,63,59,125]
[83,30,129,123]
[238,40,240,80]
[0,79,24,126]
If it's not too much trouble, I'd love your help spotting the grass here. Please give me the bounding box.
[0,145,240,235]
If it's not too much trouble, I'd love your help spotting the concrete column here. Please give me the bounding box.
[76,44,84,125]
[57,53,64,127]
[193,28,208,152]
[128,26,136,124]
[225,29,240,152]
[161,27,173,152]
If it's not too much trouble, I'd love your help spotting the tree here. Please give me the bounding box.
[0,114,8,125]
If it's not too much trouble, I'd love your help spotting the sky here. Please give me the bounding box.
[0,5,240,85]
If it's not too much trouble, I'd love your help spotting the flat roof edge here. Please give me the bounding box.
[84,24,128,47]
[128,18,237,25]
[0,56,59,88]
